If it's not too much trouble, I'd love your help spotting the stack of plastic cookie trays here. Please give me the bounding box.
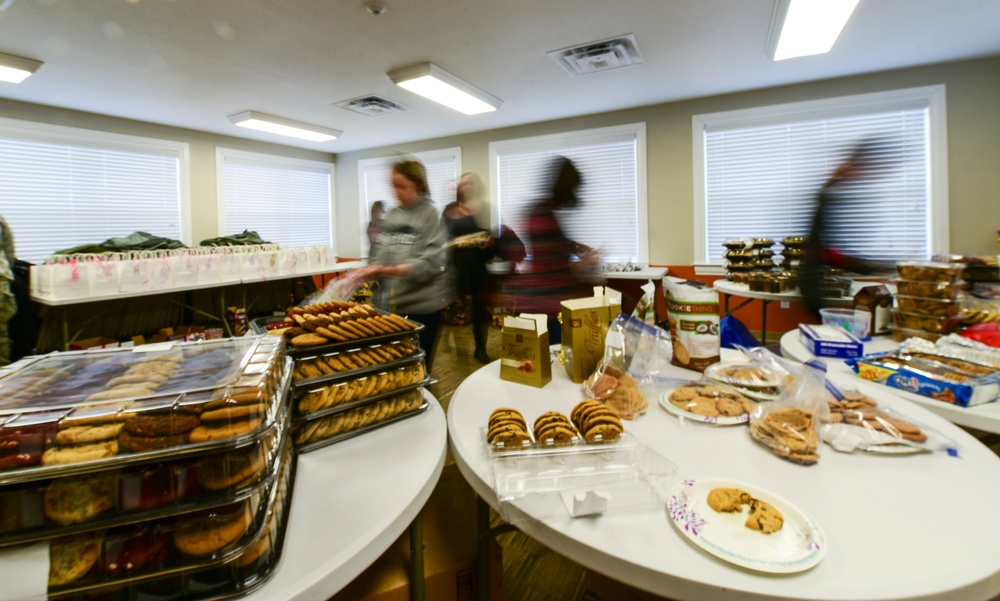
[0,335,297,601]
[250,313,432,452]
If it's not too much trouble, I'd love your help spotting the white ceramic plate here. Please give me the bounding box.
[658,389,749,426]
[668,478,826,573]
[704,362,782,390]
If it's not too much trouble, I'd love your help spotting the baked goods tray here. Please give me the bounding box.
[292,347,425,389]
[250,314,424,359]
[294,374,433,420]
[488,435,677,524]
[0,414,289,547]
[293,389,428,452]
[0,356,293,486]
[36,438,295,599]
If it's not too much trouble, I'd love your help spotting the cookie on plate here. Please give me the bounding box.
[706,487,751,513]
[745,499,784,534]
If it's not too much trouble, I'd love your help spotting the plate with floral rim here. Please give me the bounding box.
[667,478,826,573]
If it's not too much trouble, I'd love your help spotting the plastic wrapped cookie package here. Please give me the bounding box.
[292,388,428,452]
[0,338,291,483]
[292,359,430,418]
[483,402,627,455]
[43,437,296,601]
[748,362,829,465]
[0,415,289,547]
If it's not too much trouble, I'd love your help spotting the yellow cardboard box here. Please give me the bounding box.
[560,286,622,383]
[499,313,551,388]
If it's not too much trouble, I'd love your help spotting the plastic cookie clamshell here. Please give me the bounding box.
[668,478,826,573]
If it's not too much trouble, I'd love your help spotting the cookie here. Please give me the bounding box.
[119,430,191,452]
[745,499,784,534]
[584,422,622,443]
[42,440,119,465]
[124,414,200,437]
[173,503,252,556]
[199,403,269,422]
[49,533,102,586]
[189,419,262,443]
[707,488,751,513]
[535,424,575,444]
[488,427,531,447]
[55,423,123,446]
[44,473,117,524]
[291,333,328,347]
[198,450,266,491]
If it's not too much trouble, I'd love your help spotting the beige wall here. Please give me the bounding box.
[0,98,335,245]
[336,55,1000,261]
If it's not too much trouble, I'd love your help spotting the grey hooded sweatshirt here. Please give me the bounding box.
[369,195,448,314]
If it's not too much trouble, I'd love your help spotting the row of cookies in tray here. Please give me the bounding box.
[269,301,418,347]
[485,401,625,450]
[296,362,426,415]
[12,365,285,471]
[293,388,425,446]
[291,338,418,381]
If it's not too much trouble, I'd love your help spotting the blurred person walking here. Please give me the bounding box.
[516,157,600,340]
[366,200,386,260]
[355,160,448,371]
[442,172,494,364]
[799,137,896,313]
[0,216,16,366]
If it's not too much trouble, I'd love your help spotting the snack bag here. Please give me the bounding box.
[665,278,720,372]
[584,317,648,419]
[748,362,829,465]
[631,279,657,326]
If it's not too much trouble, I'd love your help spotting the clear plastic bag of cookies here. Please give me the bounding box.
[822,386,958,455]
[583,317,649,420]
[748,363,830,465]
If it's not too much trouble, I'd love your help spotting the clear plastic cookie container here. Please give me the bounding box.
[293,357,428,417]
[895,295,961,317]
[0,414,288,547]
[892,309,963,333]
[0,338,290,484]
[290,335,421,385]
[896,261,964,283]
[893,278,962,300]
[43,437,295,601]
[293,387,428,452]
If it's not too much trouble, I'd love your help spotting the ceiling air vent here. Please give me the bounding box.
[334,95,410,117]
[548,34,644,77]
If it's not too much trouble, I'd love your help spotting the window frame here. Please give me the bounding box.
[488,122,649,263]
[0,116,192,259]
[215,147,335,248]
[356,146,462,257]
[691,84,949,271]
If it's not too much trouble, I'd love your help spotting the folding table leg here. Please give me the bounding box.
[409,515,426,601]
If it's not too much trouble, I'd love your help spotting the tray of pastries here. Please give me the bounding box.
[290,336,421,386]
[483,402,626,453]
[293,359,429,418]
[0,338,291,484]
[40,436,294,599]
[0,414,288,547]
[292,388,427,452]
[252,301,423,357]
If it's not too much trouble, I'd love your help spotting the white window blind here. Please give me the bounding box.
[219,150,333,248]
[492,124,645,263]
[358,148,460,256]
[697,88,942,264]
[0,120,186,264]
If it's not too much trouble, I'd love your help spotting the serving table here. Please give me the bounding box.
[448,356,1000,601]
[245,390,446,601]
[780,329,1000,435]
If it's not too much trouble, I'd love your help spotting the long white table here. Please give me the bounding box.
[780,330,1000,435]
[247,392,446,601]
[448,357,1000,601]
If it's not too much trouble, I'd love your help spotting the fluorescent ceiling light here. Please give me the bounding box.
[388,63,501,115]
[227,111,341,142]
[0,51,43,84]
[767,0,860,61]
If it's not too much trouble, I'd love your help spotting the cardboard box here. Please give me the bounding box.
[798,324,864,358]
[853,285,893,336]
[560,286,622,383]
[331,464,503,601]
[499,313,551,388]
[69,337,119,351]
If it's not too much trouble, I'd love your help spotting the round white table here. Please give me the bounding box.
[247,392,447,601]
[780,330,1000,435]
[448,359,1000,601]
